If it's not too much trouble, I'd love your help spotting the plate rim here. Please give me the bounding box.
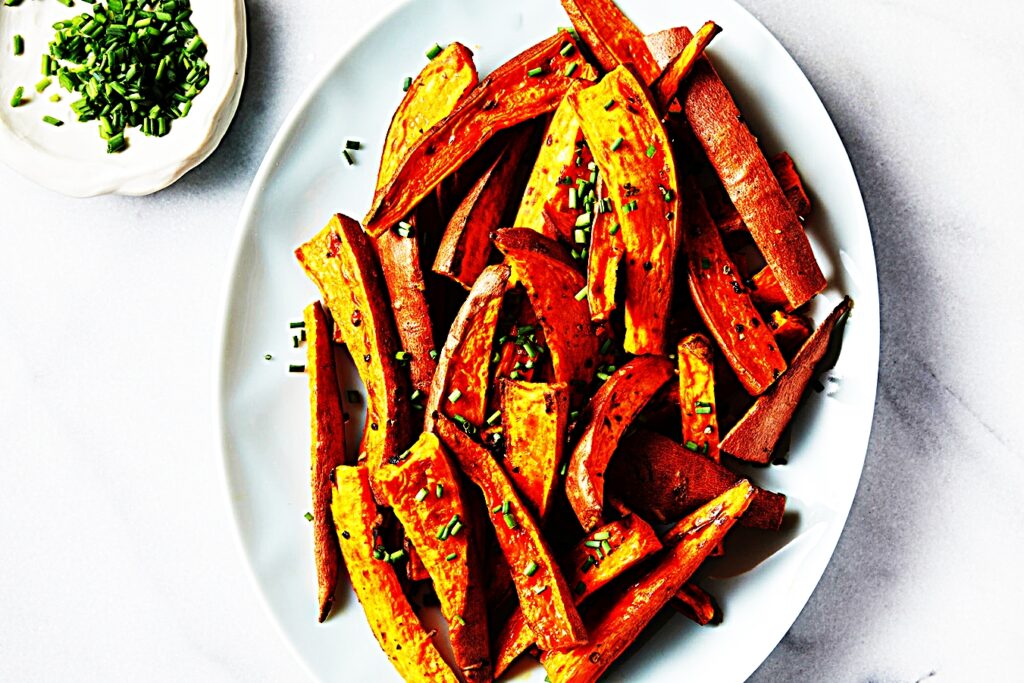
[215,0,881,680]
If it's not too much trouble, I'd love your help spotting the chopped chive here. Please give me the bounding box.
[596,371,611,381]
[436,524,450,540]
[503,512,518,529]
[609,222,621,235]
[501,500,510,514]
[42,115,64,127]
[263,354,272,361]
[35,78,52,93]
[592,531,611,541]
[345,139,361,150]
[646,143,657,158]
[584,540,602,549]
[50,93,62,102]
[342,149,355,165]
[414,487,428,502]
[603,98,616,110]
[559,463,567,476]
[290,321,305,328]
[303,511,313,521]
[574,286,588,301]
[574,581,587,595]
[10,86,24,108]
[560,42,575,56]
[13,34,24,56]
[492,504,503,514]
[527,66,544,77]
[435,484,444,498]
[446,552,458,562]
[373,547,386,561]
[486,410,502,426]
[523,561,539,577]
[448,389,462,404]
[684,440,699,452]
[568,187,578,210]
[449,521,464,536]
[569,410,580,422]
[455,615,466,626]
[601,540,612,554]
[695,406,712,414]
[599,338,613,355]
[388,550,406,563]
[410,389,424,401]
[429,349,439,360]
[289,364,305,373]
[581,556,595,571]
[533,585,549,595]
[426,42,443,59]
[564,62,578,77]
[395,350,411,363]
[696,400,713,407]
[701,257,711,270]
[610,136,624,151]
[402,76,412,91]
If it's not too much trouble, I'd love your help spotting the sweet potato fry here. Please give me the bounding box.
[608,429,785,530]
[677,333,720,461]
[569,65,681,354]
[365,33,596,235]
[425,264,510,433]
[295,215,411,479]
[375,218,437,400]
[672,583,721,626]
[303,302,348,622]
[375,43,479,195]
[681,181,787,396]
[560,0,661,85]
[373,433,490,681]
[770,309,814,357]
[493,514,662,677]
[331,465,458,683]
[655,25,826,308]
[749,264,791,311]
[541,480,755,683]
[565,356,675,531]
[403,536,431,583]
[493,228,600,400]
[585,204,624,322]
[713,151,811,234]
[435,415,587,651]
[434,127,536,288]
[499,379,569,519]
[513,94,589,241]
[721,297,852,464]
[651,21,721,113]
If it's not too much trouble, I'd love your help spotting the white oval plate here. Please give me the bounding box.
[0,0,246,197]
[217,1,880,681]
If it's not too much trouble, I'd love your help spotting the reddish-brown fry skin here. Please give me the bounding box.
[677,333,720,462]
[493,228,600,403]
[713,151,812,234]
[373,433,491,681]
[560,0,661,85]
[303,302,348,623]
[331,465,459,682]
[365,33,596,235]
[608,430,786,531]
[403,536,431,583]
[722,297,853,464]
[770,309,815,358]
[569,65,681,355]
[375,218,437,402]
[375,43,479,195]
[493,514,662,677]
[584,203,624,323]
[435,415,587,651]
[424,265,510,433]
[749,264,791,312]
[672,583,722,626]
[499,379,569,519]
[647,26,826,309]
[681,181,787,396]
[651,21,722,113]
[434,127,536,288]
[541,480,755,683]
[565,356,675,531]
[295,215,411,484]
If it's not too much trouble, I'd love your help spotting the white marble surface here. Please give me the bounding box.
[1,1,1021,681]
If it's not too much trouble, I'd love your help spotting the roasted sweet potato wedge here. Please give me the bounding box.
[565,356,675,531]
[435,415,587,651]
[373,433,490,681]
[365,33,596,235]
[303,302,348,623]
[541,480,755,683]
[608,429,786,530]
[425,264,510,433]
[499,379,569,519]
[584,204,624,322]
[651,25,826,308]
[331,465,458,682]
[713,151,811,234]
[375,218,437,401]
[403,536,431,583]
[722,297,852,464]
[677,333,720,461]
[569,65,681,355]
[672,583,721,626]
[493,514,662,677]
[296,215,411,479]
[434,127,536,289]
[682,181,787,396]
[493,228,600,400]
[513,94,589,241]
[651,21,721,113]
[560,0,661,85]
[376,43,479,195]
[749,264,791,312]
[770,309,815,357]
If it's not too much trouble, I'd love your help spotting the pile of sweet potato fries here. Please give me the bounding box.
[293,0,852,680]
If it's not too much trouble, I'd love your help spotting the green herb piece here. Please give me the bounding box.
[13,34,24,56]
[601,540,612,554]
[592,531,610,541]
[695,406,712,414]
[388,550,406,563]
[343,149,355,165]
[303,511,313,521]
[486,410,502,426]
[49,93,61,102]
[448,389,462,404]
[609,222,621,235]
[455,615,466,626]
[701,257,711,269]
[684,440,699,452]
[414,487,428,503]
[42,115,64,126]
[345,139,361,150]
[574,581,586,595]
[435,484,443,498]
[289,364,305,373]
[564,62,578,77]
[584,540,602,549]
[603,98,615,110]
[425,42,443,60]
[559,42,575,57]
[646,143,657,158]
[574,286,588,301]
[290,321,305,328]
[446,552,458,562]
[263,354,272,361]
[429,349,439,361]
[523,560,539,577]
[610,136,624,151]
[402,76,412,91]
[503,512,518,530]
[527,66,544,77]
[10,86,24,108]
